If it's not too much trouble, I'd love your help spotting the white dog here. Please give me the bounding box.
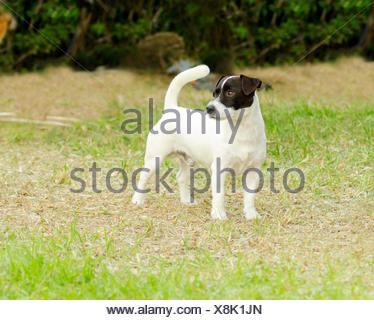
[132,65,266,220]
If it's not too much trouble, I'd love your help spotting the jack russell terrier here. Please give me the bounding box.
[132,65,266,220]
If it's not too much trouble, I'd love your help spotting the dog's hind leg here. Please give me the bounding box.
[176,157,196,204]
[131,153,166,206]
[131,158,154,206]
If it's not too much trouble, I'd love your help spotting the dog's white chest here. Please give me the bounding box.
[220,141,263,173]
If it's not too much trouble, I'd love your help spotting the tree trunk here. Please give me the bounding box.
[358,3,374,48]
[68,6,92,57]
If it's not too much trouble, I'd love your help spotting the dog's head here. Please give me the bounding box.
[206,75,262,119]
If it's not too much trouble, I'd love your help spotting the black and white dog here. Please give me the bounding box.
[132,65,266,220]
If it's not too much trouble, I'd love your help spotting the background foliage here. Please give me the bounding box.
[1,0,373,71]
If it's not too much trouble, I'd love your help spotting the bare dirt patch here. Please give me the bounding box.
[0,144,372,276]
[241,56,374,104]
[2,56,374,122]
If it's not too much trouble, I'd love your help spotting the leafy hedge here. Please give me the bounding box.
[0,0,373,71]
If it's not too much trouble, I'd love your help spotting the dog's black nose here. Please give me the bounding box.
[206,105,215,114]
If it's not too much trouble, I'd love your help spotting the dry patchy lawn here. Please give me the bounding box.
[0,57,373,298]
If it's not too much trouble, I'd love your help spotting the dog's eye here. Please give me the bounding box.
[226,90,234,97]
[213,88,220,97]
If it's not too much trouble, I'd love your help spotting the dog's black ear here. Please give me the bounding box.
[240,75,262,95]
[215,75,226,88]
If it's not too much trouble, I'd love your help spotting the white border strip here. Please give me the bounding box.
[0,117,71,127]
[0,300,372,320]
[46,115,80,122]
[0,112,16,116]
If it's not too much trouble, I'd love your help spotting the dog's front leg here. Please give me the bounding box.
[210,161,227,220]
[243,169,262,220]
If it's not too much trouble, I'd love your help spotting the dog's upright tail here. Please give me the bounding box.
[164,65,210,109]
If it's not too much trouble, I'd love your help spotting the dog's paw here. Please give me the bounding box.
[132,194,145,206]
[244,208,262,220]
[211,208,227,220]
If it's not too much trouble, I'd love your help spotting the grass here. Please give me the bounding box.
[1,227,370,299]
[0,57,373,299]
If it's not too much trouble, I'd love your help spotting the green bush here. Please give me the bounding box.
[0,0,372,71]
